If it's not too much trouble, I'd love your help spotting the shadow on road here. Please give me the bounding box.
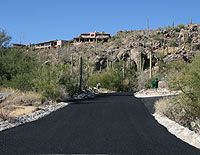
[137,96,163,114]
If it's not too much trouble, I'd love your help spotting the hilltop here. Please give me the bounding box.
[27,23,200,72]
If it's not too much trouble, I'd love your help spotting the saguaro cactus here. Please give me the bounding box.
[79,56,83,92]
[147,17,149,32]
[111,51,113,69]
[149,50,152,79]
[71,54,73,75]
[86,57,89,80]
[172,21,174,28]
[122,61,125,79]
[139,52,142,72]
[107,56,109,70]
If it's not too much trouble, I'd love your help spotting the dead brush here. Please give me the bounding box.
[0,88,42,107]
[154,97,173,115]
[0,107,12,122]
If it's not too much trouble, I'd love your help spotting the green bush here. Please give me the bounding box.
[32,65,63,100]
[152,34,160,41]
[87,62,137,91]
[87,69,124,91]
[168,40,178,47]
[177,24,185,30]
[0,49,78,101]
[59,73,79,97]
[167,52,200,118]
[0,49,39,90]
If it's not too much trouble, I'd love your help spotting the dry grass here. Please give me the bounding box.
[0,88,42,122]
[9,105,37,117]
[154,97,196,128]
[0,88,42,107]
[154,97,172,115]
[154,47,179,56]
[0,107,12,121]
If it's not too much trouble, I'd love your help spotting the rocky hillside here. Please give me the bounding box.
[28,23,200,71]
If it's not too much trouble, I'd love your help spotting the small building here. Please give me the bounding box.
[30,40,68,49]
[74,31,111,44]
[12,43,26,48]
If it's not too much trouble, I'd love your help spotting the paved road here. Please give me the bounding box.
[0,94,199,155]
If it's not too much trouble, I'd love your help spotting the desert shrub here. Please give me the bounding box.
[152,34,160,41]
[166,52,200,121]
[0,49,78,101]
[0,88,42,107]
[137,71,155,90]
[109,36,120,41]
[87,62,137,91]
[0,49,40,90]
[59,73,79,97]
[174,24,185,32]
[177,24,185,30]
[32,65,64,100]
[87,69,124,91]
[0,107,12,121]
[114,39,123,46]
[168,40,178,47]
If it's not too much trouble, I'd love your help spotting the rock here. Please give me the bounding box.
[158,81,167,89]
[117,50,130,61]
[0,93,10,103]
[189,24,198,32]
[94,55,107,70]
[163,54,185,63]
[130,47,144,66]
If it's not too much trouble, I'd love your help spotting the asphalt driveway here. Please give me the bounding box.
[0,94,199,154]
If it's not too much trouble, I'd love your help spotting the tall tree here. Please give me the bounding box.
[0,29,11,48]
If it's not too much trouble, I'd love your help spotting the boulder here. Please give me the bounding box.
[163,54,185,63]
[117,50,130,61]
[130,48,144,64]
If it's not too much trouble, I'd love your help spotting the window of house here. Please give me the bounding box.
[44,42,51,46]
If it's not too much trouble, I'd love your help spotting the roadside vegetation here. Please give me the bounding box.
[155,52,200,133]
[1,23,200,132]
[0,49,79,101]
[87,62,137,92]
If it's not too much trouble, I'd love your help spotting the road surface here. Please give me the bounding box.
[0,94,199,154]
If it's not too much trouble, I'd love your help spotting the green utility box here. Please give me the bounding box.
[152,78,158,88]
